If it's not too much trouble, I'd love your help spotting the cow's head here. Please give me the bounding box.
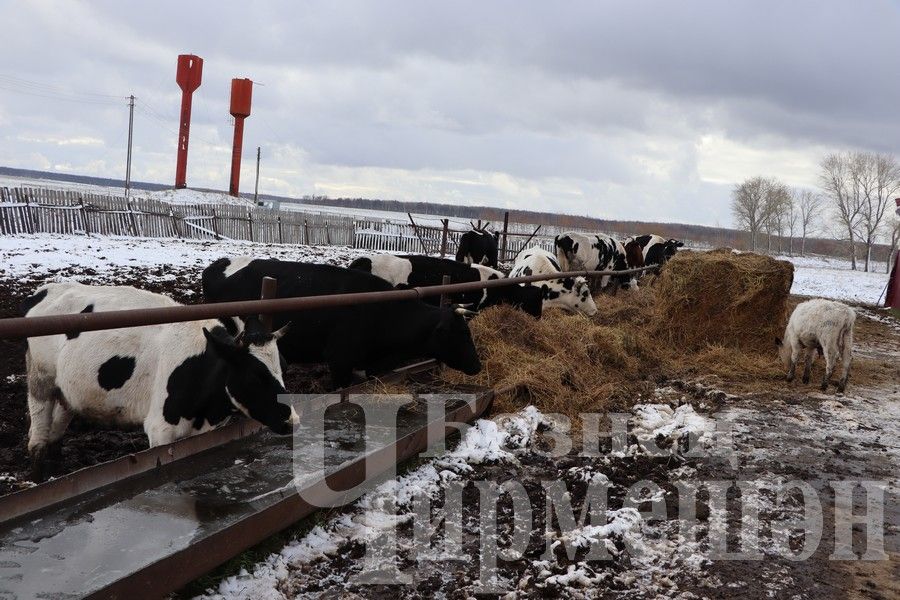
[663,239,684,258]
[428,308,481,376]
[203,317,297,435]
[775,337,792,371]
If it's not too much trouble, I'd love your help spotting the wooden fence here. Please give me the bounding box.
[0,187,354,247]
[0,186,632,261]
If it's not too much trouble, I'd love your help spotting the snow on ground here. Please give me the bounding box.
[0,234,365,281]
[140,187,256,207]
[200,403,717,600]
[778,253,890,305]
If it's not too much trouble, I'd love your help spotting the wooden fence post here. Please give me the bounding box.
[324,221,331,245]
[304,219,310,245]
[170,209,182,238]
[440,219,449,258]
[19,190,35,234]
[211,207,220,240]
[125,199,139,237]
[277,215,283,244]
[80,196,91,237]
[500,211,510,262]
[351,220,358,248]
[0,188,10,235]
[247,209,254,242]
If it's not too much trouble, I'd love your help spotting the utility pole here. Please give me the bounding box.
[254,146,261,205]
[125,94,134,198]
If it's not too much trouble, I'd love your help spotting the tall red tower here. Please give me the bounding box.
[175,54,203,189]
[229,78,253,197]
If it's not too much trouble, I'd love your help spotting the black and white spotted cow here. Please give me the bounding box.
[625,234,684,272]
[455,229,500,269]
[22,281,295,479]
[510,247,598,316]
[202,257,482,387]
[348,254,543,317]
[553,232,638,290]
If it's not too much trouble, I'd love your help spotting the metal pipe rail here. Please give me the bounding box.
[0,265,657,339]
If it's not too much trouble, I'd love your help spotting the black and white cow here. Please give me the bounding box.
[510,247,598,316]
[348,254,543,317]
[456,229,500,269]
[202,257,482,387]
[626,234,684,271]
[22,282,295,478]
[554,232,638,290]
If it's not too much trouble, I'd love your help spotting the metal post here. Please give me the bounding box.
[260,276,277,332]
[439,274,451,308]
[125,94,134,198]
[407,212,430,254]
[440,219,449,258]
[253,146,261,205]
[500,211,509,261]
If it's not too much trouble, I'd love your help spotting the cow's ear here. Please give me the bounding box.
[272,322,291,340]
[774,337,782,347]
[203,328,241,361]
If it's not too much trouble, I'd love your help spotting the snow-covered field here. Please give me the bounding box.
[775,253,890,305]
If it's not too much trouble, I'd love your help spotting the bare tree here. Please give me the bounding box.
[764,180,791,254]
[796,189,823,256]
[731,176,768,251]
[854,153,900,271]
[785,190,800,256]
[820,152,864,269]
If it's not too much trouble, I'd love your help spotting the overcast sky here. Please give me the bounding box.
[1,1,899,227]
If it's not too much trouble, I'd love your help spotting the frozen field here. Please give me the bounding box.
[775,253,890,305]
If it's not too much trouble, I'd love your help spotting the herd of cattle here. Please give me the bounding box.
[20,229,685,476]
[18,226,861,479]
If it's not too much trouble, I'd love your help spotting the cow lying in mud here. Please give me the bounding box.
[510,247,598,316]
[21,281,296,479]
[777,298,855,392]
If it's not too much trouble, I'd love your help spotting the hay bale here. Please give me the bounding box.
[652,249,793,352]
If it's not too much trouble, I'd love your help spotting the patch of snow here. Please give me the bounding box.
[0,234,366,282]
[630,403,716,455]
[777,254,889,304]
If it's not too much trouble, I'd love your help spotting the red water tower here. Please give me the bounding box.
[886,198,900,309]
[174,54,203,189]
[229,78,253,197]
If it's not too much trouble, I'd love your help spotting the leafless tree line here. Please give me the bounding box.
[731,177,822,257]
[732,151,900,272]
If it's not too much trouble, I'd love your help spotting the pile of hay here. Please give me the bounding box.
[442,298,664,417]
[442,249,794,419]
[652,249,793,352]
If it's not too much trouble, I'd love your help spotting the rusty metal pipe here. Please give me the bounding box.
[1,266,657,340]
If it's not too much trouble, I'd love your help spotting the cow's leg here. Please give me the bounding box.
[801,348,815,384]
[837,330,853,393]
[45,399,73,460]
[821,347,837,392]
[26,351,60,481]
[786,343,803,382]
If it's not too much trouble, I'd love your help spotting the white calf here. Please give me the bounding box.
[777,298,855,392]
